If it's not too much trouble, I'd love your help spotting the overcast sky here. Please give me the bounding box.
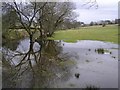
[74,0,119,24]
[1,0,118,24]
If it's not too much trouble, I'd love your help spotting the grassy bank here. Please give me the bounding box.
[52,25,118,43]
[3,25,118,44]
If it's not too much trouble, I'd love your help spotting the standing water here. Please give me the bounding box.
[2,39,118,88]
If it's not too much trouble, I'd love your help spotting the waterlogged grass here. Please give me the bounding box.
[52,25,118,43]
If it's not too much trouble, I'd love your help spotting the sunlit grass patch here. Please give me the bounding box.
[53,25,118,43]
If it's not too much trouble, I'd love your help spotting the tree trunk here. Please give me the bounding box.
[29,34,34,53]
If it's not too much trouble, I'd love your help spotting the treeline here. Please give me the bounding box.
[89,19,119,26]
[58,19,119,30]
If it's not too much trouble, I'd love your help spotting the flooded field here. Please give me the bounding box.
[54,40,118,88]
[2,38,118,88]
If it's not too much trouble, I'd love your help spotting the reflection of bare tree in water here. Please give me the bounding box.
[2,39,38,88]
[2,39,72,88]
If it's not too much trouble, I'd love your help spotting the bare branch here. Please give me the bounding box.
[82,0,98,9]
[54,10,68,28]
[13,2,30,34]
[29,2,47,28]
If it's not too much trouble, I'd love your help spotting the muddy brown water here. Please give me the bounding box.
[2,38,118,88]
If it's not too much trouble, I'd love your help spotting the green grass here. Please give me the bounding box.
[3,29,27,40]
[51,25,118,43]
[4,24,118,44]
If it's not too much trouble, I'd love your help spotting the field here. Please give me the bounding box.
[52,25,118,43]
[4,24,119,44]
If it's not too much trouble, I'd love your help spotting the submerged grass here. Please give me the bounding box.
[52,25,118,43]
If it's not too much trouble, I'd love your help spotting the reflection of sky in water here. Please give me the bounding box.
[33,42,40,52]
[53,40,118,88]
[61,40,118,49]
[4,38,40,65]
[16,38,40,53]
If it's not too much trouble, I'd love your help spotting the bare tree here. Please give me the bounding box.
[36,2,76,37]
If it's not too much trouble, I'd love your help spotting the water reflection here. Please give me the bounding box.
[95,48,112,54]
[2,39,118,88]
[2,38,72,88]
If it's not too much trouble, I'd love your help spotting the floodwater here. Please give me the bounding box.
[2,38,118,88]
[54,40,118,88]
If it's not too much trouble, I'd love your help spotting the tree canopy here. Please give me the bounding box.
[2,1,77,39]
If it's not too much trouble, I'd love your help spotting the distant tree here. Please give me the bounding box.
[94,22,98,25]
[58,19,81,30]
[36,2,76,37]
[102,23,106,27]
[104,20,112,24]
[71,20,81,29]
[89,21,94,26]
